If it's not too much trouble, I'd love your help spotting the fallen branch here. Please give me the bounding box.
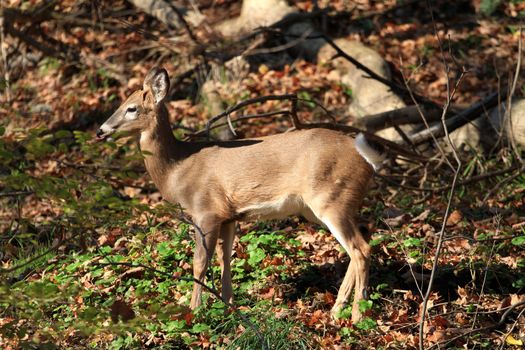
[379,162,521,193]
[202,93,428,162]
[0,190,34,198]
[353,105,457,132]
[204,94,298,136]
[409,91,505,145]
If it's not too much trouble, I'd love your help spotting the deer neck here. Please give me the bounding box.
[139,105,182,194]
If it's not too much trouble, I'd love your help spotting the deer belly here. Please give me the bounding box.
[237,195,306,221]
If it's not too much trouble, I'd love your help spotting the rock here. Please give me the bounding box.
[447,98,525,152]
[318,39,392,84]
[285,22,325,61]
[318,39,407,140]
[215,0,295,38]
[448,119,484,152]
[30,103,52,114]
[488,98,525,149]
[200,56,251,140]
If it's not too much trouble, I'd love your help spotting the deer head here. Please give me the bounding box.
[96,67,170,140]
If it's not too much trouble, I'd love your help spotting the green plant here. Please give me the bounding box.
[297,91,316,109]
[479,0,503,16]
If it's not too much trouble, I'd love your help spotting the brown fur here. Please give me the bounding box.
[98,67,377,322]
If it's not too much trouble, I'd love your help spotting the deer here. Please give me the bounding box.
[96,67,386,323]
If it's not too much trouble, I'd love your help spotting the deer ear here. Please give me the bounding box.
[143,67,170,104]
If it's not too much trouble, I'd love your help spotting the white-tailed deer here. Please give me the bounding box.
[97,67,386,323]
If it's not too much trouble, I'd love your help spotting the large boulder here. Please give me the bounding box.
[447,119,484,152]
[488,98,525,149]
[318,39,406,140]
[448,98,525,152]
[200,56,251,140]
[215,0,295,37]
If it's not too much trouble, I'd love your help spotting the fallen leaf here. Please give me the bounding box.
[324,291,335,306]
[500,296,512,310]
[506,334,523,346]
[413,209,431,222]
[446,210,463,226]
[119,266,145,281]
[260,286,275,300]
[427,330,446,343]
[432,315,448,329]
[110,300,135,323]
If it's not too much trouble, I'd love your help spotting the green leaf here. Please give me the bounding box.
[336,306,353,320]
[191,323,210,333]
[358,299,373,313]
[479,0,502,16]
[247,247,266,266]
[512,277,525,289]
[79,307,99,320]
[403,237,422,248]
[511,236,525,246]
[369,235,385,247]
[163,320,186,333]
[55,130,73,139]
[355,317,377,330]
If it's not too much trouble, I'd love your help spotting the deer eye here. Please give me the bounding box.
[127,106,137,113]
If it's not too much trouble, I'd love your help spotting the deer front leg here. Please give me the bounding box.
[190,215,220,309]
[216,221,235,304]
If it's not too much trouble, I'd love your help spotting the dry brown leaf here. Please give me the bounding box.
[446,210,463,227]
[110,300,135,323]
[427,330,446,343]
[119,266,145,281]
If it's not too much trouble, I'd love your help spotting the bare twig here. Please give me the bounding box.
[504,27,523,163]
[466,240,496,347]
[245,27,314,56]
[379,159,521,193]
[187,110,292,139]
[164,1,200,45]
[202,92,428,161]
[419,4,463,349]
[429,300,525,349]
[498,306,525,350]
[0,228,84,274]
[174,209,217,291]
[482,164,525,202]
[0,0,11,102]
[399,56,451,169]
[0,190,34,198]
[205,94,298,138]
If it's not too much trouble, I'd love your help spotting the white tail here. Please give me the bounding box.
[97,67,386,322]
[355,133,387,171]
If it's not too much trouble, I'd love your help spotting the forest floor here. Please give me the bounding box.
[1,0,525,349]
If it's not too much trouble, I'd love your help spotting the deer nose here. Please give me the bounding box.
[96,129,104,138]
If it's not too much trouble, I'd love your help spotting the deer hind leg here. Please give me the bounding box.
[322,214,371,323]
[216,221,235,304]
[190,215,220,309]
